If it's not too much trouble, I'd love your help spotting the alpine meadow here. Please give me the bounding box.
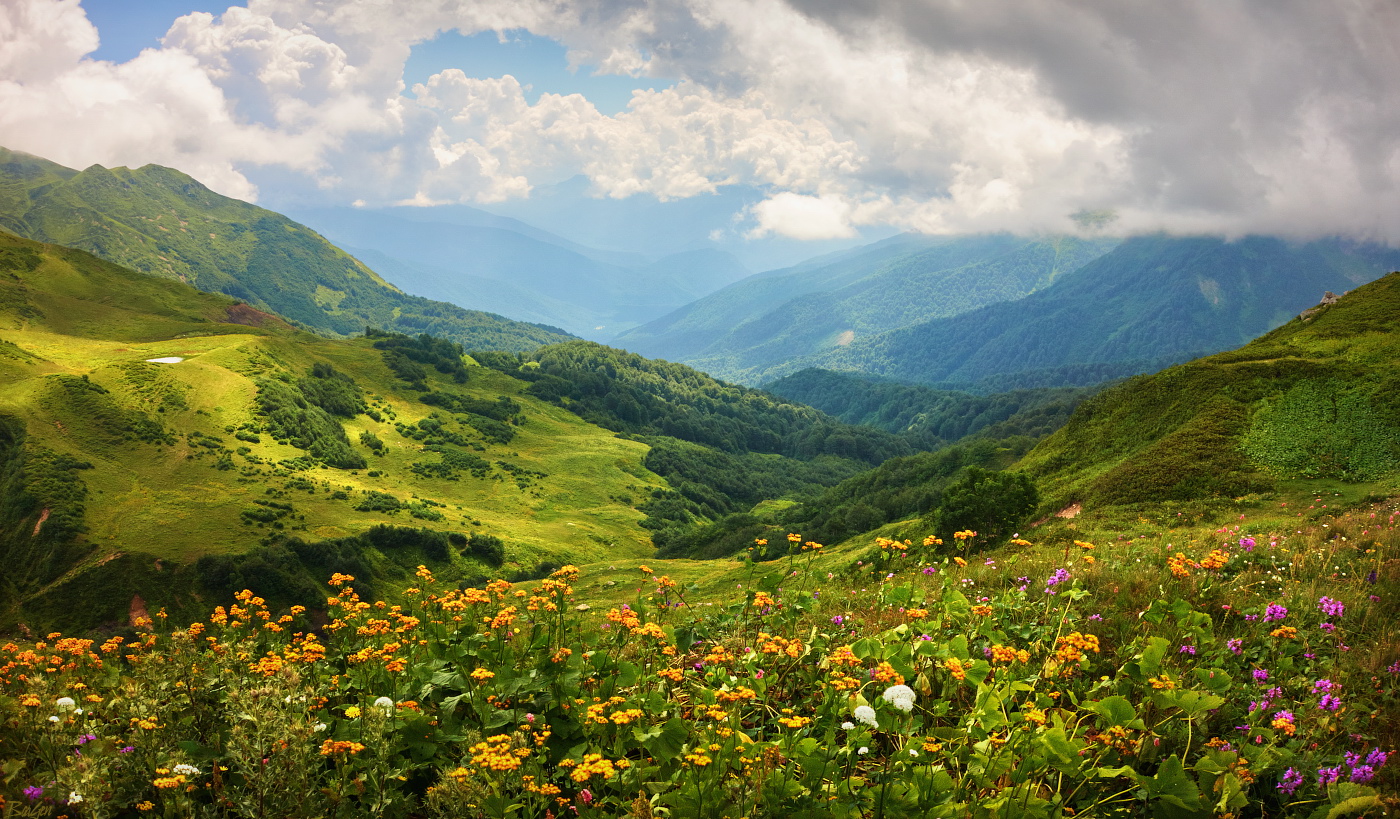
[2,2,1400,816]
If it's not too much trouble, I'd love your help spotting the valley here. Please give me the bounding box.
[1,145,1398,815]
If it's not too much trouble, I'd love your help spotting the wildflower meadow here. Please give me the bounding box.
[1,500,1397,818]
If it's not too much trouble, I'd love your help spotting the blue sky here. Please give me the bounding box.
[81,0,668,115]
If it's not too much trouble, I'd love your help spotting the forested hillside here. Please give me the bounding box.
[811,234,1400,390]
[0,146,571,351]
[618,233,1117,383]
[473,341,924,550]
[765,368,1097,444]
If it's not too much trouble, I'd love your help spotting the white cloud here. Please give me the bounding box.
[0,0,1395,241]
[749,193,855,240]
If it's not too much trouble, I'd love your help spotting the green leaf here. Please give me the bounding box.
[1142,756,1203,812]
[1091,695,1137,727]
[635,717,688,760]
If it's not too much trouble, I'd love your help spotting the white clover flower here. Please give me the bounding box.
[49,715,60,723]
[68,792,83,804]
[373,696,396,713]
[908,749,918,757]
[858,746,870,755]
[881,684,917,713]
[853,705,879,728]
[173,764,200,776]
[840,721,855,731]
[55,696,76,711]
[313,722,328,733]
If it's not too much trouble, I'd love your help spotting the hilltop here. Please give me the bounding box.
[1019,271,1400,512]
[0,146,570,351]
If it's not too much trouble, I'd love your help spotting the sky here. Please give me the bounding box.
[2,0,1399,245]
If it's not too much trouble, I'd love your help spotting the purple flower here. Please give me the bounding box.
[1349,765,1376,783]
[1318,596,1345,618]
[1313,678,1337,693]
[1239,536,1256,551]
[1252,669,1269,683]
[76,734,96,745]
[1320,622,1336,633]
[24,786,43,800]
[1179,645,1196,656]
[1227,638,1243,655]
[1277,768,1304,795]
[1273,710,1295,723]
[1318,694,1342,711]
[1366,748,1388,767]
[1264,603,1288,622]
[922,566,936,575]
[119,746,134,754]
[831,615,845,625]
[1044,568,1071,593]
[1317,766,1342,786]
[1089,614,1103,621]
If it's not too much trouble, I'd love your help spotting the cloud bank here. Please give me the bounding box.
[0,0,1396,242]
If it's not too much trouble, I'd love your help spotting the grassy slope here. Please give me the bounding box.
[1017,271,1400,513]
[0,233,662,631]
[0,146,571,351]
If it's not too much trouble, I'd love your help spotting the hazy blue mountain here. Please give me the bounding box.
[286,206,750,339]
[812,234,1400,390]
[477,175,902,271]
[617,233,1118,382]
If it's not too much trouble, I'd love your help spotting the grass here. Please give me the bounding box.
[1,490,1396,817]
[0,239,666,632]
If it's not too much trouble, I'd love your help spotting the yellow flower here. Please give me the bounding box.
[471,668,496,682]
[344,706,362,718]
[953,557,967,567]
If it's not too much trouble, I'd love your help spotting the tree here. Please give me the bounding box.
[929,467,1038,550]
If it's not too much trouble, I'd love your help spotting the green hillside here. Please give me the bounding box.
[618,234,1117,383]
[765,368,1097,445]
[0,146,571,351]
[1019,271,1400,512]
[816,234,1400,390]
[0,232,659,633]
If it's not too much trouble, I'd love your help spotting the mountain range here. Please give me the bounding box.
[283,205,750,339]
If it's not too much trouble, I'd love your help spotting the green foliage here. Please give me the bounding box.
[5,506,1398,818]
[369,329,471,383]
[1022,273,1400,510]
[1243,378,1400,480]
[355,490,403,513]
[42,374,174,446]
[255,369,367,470]
[928,466,1039,547]
[766,368,1096,444]
[466,532,506,567]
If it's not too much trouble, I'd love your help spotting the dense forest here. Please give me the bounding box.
[765,368,1097,443]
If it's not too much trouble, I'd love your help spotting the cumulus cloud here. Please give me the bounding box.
[748,193,855,240]
[0,0,1396,241]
